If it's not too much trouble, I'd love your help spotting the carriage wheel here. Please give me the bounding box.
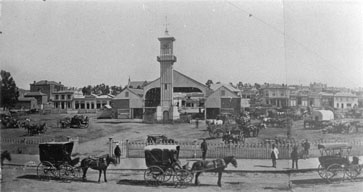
[208,129,216,138]
[37,161,57,181]
[59,164,77,182]
[164,168,174,182]
[326,163,345,183]
[173,169,193,186]
[317,164,327,178]
[144,166,165,186]
[214,129,224,138]
[345,164,361,180]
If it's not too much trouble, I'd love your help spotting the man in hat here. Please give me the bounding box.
[201,139,208,160]
[114,143,121,164]
[291,146,299,169]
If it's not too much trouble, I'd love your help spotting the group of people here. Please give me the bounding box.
[272,139,310,169]
[200,138,311,169]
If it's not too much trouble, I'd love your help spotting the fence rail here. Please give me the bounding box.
[116,139,363,159]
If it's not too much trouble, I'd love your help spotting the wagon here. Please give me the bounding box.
[144,145,192,186]
[317,143,362,183]
[69,115,89,128]
[37,141,80,181]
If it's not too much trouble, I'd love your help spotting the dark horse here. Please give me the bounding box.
[1,151,11,166]
[81,154,117,183]
[191,156,237,187]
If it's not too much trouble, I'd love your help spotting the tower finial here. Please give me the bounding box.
[164,16,169,36]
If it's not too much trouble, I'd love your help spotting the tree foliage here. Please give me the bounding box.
[205,79,213,87]
[1,70,19,110]
[82,83,123,96]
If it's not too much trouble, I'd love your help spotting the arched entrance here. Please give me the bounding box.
[163,110,169,122]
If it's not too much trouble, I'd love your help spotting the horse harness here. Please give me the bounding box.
[88,156,106,167]
[203,159,226,170]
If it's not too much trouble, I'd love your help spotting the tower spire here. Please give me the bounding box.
[164,16,169,36]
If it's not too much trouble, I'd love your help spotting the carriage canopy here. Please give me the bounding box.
[311,110,334,121]
[144,145,180,167]
[39,141,74,163]
[318,143,352,156]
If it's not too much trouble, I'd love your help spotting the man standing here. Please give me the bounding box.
[201,139,208,160]
[291,146,299,169]
[302,139,310,159]
[114,143,121,164]
[271,144,279,168]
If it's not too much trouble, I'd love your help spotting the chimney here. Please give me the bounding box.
[33,81,36,84]
[59,82,61,85]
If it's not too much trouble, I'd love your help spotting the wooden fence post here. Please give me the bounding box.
[109,137,113,156]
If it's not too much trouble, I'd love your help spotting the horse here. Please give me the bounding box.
[191,156,237,187]
[1,151,11,166]
[80,154,117,183]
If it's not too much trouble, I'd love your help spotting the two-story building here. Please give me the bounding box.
[30,80,65,101]
[334,92,358,109]
[23,91,48,109]
[261,84,290,108]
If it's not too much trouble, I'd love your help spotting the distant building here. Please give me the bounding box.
[333,92,358,109]
[24,91,48,109]
[260,84,290,108]
[30,80,65,101]
[14,97,37,110]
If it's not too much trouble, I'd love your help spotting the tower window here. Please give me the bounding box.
[165,84,167,90]
[125,92,129,97]
[221,90,225,96]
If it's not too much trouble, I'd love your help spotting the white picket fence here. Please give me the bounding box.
[113,139,363,159]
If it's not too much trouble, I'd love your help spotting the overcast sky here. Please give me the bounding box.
[1,0,362,90]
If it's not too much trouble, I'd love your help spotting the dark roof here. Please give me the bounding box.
[24,92,47,96]
[33,80,63,85]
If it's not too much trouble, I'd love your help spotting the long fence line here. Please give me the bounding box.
[119,139,363,159]
[0,137,62,144]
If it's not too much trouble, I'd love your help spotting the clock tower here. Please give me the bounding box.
[156,29,178,120]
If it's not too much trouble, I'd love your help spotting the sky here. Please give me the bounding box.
[1,0,362,90]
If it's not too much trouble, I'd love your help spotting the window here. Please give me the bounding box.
[221,90,225,96]
[55,95,59,100]
[61,95,65,100]
[67,95,71,99]
[125,92,129,97]
[347,103,351,107]
[165,84,167,90]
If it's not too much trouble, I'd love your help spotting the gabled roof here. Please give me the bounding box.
[128,88,144,97]
[128,81,148,89]
[210,83,239,92]
[213,85,240,98]
[24,92,47,96]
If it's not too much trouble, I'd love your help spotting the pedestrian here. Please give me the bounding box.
[291,146,299,169]
[271,144,279,168]
[302,139,310,159]
[201,139,208,160]
[114,143,121,164]
[196,118,199,128]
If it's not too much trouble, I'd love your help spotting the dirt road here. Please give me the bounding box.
[2,166,362,192]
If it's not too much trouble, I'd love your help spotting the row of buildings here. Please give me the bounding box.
[15,31,362,120]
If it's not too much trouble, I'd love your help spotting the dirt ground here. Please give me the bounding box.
[1,166,363,192]
[1,114,363,156]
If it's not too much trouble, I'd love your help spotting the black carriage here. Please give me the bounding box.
[146,134,176,144]
[317,143,362,183]
[69,115,89,128]
[144,145,192,186]
[37,141,80,181]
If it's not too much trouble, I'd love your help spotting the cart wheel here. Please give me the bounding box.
[59,164,75,182]
[144,166,165,186]
[174,169,193,186]
[164,167,174,182]
[214,129,224,138]
[37,161,57,181]
[345,164,361,180]
[326,163,344,183]
[317,164,327,178]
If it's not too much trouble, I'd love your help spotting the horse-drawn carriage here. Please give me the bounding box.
[317,143,362,183]
[21,120,47,136]
[146,134,177,144]
[0,113,19,128]
[60,115,89,128]
[37,141,80,181]
[144,145,192,186]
